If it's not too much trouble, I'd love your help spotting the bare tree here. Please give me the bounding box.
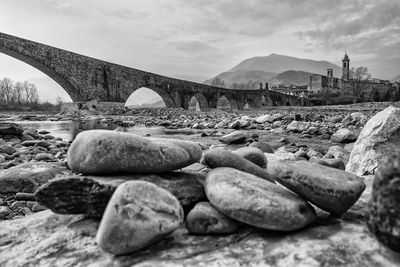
[210,77,226,88]
[14,81,24,104]
[350,66,371,103]
[0,77,14,104]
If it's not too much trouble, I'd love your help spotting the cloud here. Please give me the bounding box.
[168,40,217,54]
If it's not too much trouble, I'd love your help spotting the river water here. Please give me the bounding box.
[13,121,166,141]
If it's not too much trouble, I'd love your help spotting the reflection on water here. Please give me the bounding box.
[13,120,166,141]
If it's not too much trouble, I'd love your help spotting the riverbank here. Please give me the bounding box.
[1,103,400,266]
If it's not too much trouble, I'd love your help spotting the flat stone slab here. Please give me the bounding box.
[1,176,400,266]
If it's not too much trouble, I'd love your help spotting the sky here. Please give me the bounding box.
[0,0,399,102]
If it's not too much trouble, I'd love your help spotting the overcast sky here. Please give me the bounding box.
[0,0,399,83]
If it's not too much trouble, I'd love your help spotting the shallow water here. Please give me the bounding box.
[12,120,166,141]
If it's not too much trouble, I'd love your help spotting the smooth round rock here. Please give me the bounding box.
[218,131,247,144]
[233,147,268,168]
[268,161,366,215]
[96,181,184,255]
[367,152,400,252]
[249,141,274,153]
[205,168,316,231]
[203,149,273,183]
[185,202,239,234]
[67,130,202,174]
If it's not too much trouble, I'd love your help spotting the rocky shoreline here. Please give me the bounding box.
[1,104,400,266]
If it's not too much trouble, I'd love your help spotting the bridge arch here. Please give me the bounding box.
[0,46,80,101]
[189,93,209,111]
[125,86,176,108]
[244,99,257,110]
[217,94,238,110]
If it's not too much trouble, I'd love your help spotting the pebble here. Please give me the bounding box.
[203,149,273,183]
[218,131,247,144]
[15,192,36,201]
[268,161,366,215]
[185,202,239,234]
[205,167,315,231]
[232,147,268,168]
[67,130,202,175]
[367,152,400,252]
[34,153,55,161]
[96,181,184,255]
[0,206,11,219]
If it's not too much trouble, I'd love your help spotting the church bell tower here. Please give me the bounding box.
[342,52,350,81]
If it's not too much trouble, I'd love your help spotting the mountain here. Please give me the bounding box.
[206,53,342,87]
[391,75,400,82]
[204,70,277,85]
[269,70,313,86]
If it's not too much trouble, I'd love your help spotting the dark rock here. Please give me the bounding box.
[367,152,400,252]
[34,171,206,217]
[15,192,36,201]
[0,123,23,136]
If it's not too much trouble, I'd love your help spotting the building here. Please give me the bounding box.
[309,53,398,104]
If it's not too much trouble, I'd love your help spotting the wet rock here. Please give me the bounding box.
[0,123,23,137]
[203,149,273,182]
[185,202,239,235]
[67,130,202,175]
[219,131,247,144]
[35,171,206,217]
[268,161,366,215]
[347,106,400,176]
[96,180,184,255]
[205,167,315,231]
[15,192,36,201]
[308,157,346,170]
[0,162,68,193]
[249,141,274,153]
[232,147,268,168]
[331,128,357,143]
[367,152,400,252]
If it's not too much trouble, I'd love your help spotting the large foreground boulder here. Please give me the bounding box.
[269,161,365,215]
[1,175,400,267]
[67,130,202,174]
[205,168,316,231]
[346,106,400,176]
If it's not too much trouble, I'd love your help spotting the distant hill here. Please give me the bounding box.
[205,53,342,87]
[269,70,313,86]
[391,75,400,82]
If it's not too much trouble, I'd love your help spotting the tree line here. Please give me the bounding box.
[0,77,39,105]
[0,77,63,111]
[210,77,261,89]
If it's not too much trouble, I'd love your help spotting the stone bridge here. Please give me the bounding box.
[0,32,307,110]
